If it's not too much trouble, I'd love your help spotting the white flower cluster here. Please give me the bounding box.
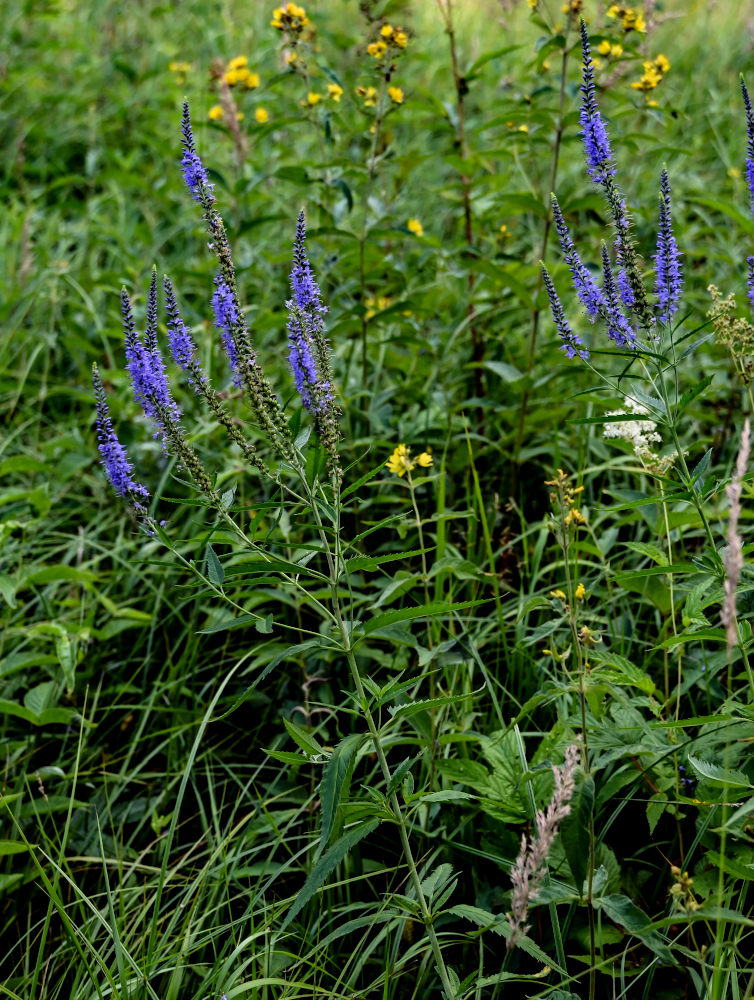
[603,395,663,465]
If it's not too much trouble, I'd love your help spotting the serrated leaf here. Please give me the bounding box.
[280,820,379,931]
[283,717,323,758]
[687,756,752,788]
[206,544,224,587]
[363,599,486,635]
[319,733,365,851]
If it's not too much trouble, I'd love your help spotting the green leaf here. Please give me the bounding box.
[0,840,29,857]
[280,820,379,931]
[687,756,752,788]
[283,717,323,758]
[560,774,594,891]
[205,544,224,587]
[319,733,365,851]
[363,599,486,636]
[595,894,673,962]
[677,375,714,415]
[345,549,432,574]
[689,448,712,493]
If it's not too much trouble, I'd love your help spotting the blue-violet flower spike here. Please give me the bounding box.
[181,101,214,205]
[93,364,150,511]
[742,79,754,212]
[212,276,240,375]
[747,256,754,316]
[552,196,606,321]
[164,275,207,390]
[541,265,589,361]
[579,19,615,185]
[601,244,636,347]
[654,168,682,324]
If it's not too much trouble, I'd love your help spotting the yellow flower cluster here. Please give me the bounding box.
[367,22,408,60]
[607,4,646,32]
[222,56,260,89]
[561,0,583,14]
[407,218,423,237]
[364,294,391,320]
[271,2,310,31]
[327,83,343,102]
[388,85,404,104]
[545,468,587,528]
[631,54,670,93]
[386,444,432,478]
[597,40,623,58]
[356,85,378,107]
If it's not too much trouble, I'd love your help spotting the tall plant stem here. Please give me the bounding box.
[437,0,484,427]
[514,41,572,476]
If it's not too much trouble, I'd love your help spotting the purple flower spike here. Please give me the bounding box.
[552,197,606,321]
[742,79,754,212]
[181,101,214,205]
[93,364,150,511]
[614,238,635,310]
[579,20,615,186]
[212,276,240,375]
[286,211,333,415]
[122,285,180,426]
[654,169,682,324]
[164,276,207,390]
[747,256,754,316]
[541,265,589,361]
[601,245,636,347]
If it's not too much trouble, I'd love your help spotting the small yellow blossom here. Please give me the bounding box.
[654,53,670,73]
[416,450,433,468]
[597,40,612,55]
[611,43,623,57]
[255,107,270,123]
[607,5,646,32]
[528,0,538,7]
[407,218,424,237]
[271,3,310,31]
[286,51,298,65]
[631,55,669,94]
[244,71,260,89]
[499,224,510,238]
[208,105,224,121]
[224,69,242,86]
[575,582,586,600]
[305,91,321,106]
[169,60,192,73]
[388,85,404,104]
[364,294,391,319]
[357,85,378,107]
[550,589,567,601]
[327,83,344,101]
[228,55,248,70]
[367,40,387,59]
[386,444,414,477]
[381,23,394,37]
[578,625,600,646]
[561,0,583,13]
[393,29,408,48]
[729,167,742,179]
[518,123,529,133]
[236,111,244,121]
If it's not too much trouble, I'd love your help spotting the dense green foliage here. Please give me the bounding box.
[2,0,753,997]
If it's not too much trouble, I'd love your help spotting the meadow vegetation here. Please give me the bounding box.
[1,0,754,997]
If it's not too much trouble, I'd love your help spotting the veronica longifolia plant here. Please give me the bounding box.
[91,101,467,998]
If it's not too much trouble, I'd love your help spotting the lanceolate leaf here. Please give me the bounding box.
[319,733,365,851]
[281,820,379,931]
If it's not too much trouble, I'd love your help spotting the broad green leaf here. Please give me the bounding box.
[595,894,673,962]
[205,544,224,587]
[0,840,30,857]
[283,717,323,758]
[364,599,486,635]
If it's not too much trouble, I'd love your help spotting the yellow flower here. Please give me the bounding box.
[575,582,586,600]
[388,85,404,104]
[236,112,244,121]
[729,166,742,179]
[357,85,378,107]
[224,69,241,86]
[416,451,433,468]
[561,0,583,13]
[386,443,414,477]
[286,51,298,65]
[550,589,567,601]
[255,107,270,123]
[499,223,510,238]
[169,60,191,73]
[228,55,248,70]
[381,23,394,37]
[305,91,321,106]
[244,71,261,89]
[597,40,612,55]
[611,43,623,57]
[518,123,529,132]
[208,105,224,121]
[327,83,344,101]
[407,218,423,237]
[367,40,387,59]
[654,53,670,73]
[364,294,391,319]
[393,29,408,48]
